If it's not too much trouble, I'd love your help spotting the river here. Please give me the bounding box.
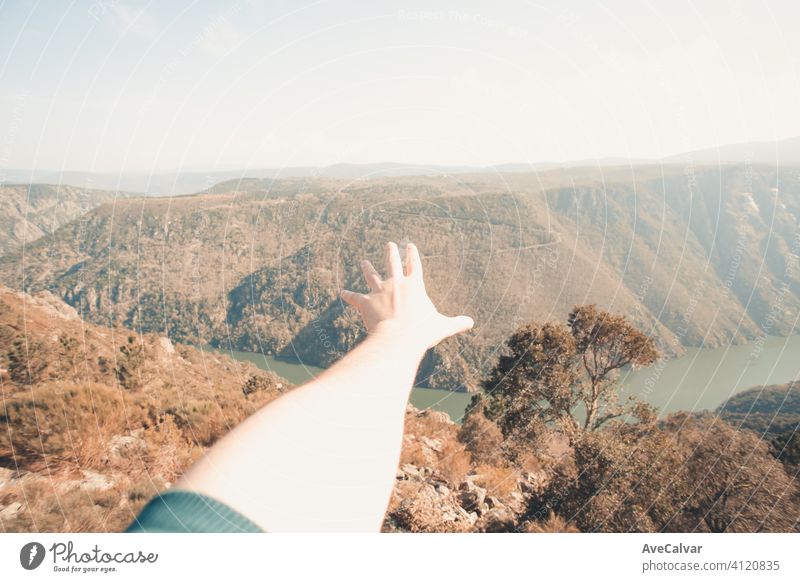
[213,335,800,422]
[618,334,800,415]
[209,347,474,420]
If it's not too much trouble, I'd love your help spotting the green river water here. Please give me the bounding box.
[214,335,800,422]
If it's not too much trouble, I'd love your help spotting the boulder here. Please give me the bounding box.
[420,436,443,452]
[158,336,175,355]
[518,470,549,495]
[416,409,453,425]
[109,434,146,458]
[400,463,420,478]
[479,506,517,533]
[0,466,17,488]
[80,470,113,491]
[485,495,502,509]
[458,486,486,513]
[0,501,23,519]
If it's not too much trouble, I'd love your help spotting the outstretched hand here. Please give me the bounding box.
[341,242,474,353]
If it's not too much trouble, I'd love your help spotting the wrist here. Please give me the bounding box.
[364,322,429,362]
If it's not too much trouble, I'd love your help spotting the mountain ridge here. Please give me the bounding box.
[6,136,800,196]
[2,163,797,390]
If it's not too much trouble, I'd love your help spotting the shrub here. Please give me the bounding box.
[662,414,800,533]
[242,374,277,397]
[6,338,48,384]
[115,336,145,389]
[436,439,471,484]
[535,418,688,532]
[522,513,579,532]
[459,395,506,465]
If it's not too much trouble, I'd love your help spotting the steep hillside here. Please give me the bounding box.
[0,184,128,255]
[718,382,800,436]
[716,382,800,475]
[0,288,795,533]
[1,164,798,391]
[0,286,285,532]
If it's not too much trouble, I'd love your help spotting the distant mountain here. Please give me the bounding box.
[1,165,488,197]
[0,160,649,197]
[0,184,128,256]
[6,137,800,197]
[1,163,798,391]
[664,136,800,166]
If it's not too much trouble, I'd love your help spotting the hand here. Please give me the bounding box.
[341,242,474,353]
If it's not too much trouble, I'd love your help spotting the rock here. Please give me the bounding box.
[416,409,453,425]
[459,477,484,492]
[158,336,175,355]
[80,470,112,491]
[420,436,443,452]
[0,502,23,519]
[30,290,79,321]
[109,434,146,458]
[0,467,17,487]
[519,470,548,495]
[401,463,420,478]
[441,509,459,522]
[485,495,502,509]
[480,507,516,533]
[429,472,449,486]
[507,490,527,512]
[458,487,486,513]
[387,467,476,532]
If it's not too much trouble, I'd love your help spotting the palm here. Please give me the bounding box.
[341,242,474,351]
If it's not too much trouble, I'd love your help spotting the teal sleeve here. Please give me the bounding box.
[126,490,264,533]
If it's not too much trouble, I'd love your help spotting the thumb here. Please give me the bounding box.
[443,314,474,337]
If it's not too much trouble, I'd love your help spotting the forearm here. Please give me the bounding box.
[176,333,425,532]
[169,241,473,533]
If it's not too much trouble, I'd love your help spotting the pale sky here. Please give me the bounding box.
[1,0,799,172]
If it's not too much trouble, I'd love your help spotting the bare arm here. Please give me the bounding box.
[176,242,473,531]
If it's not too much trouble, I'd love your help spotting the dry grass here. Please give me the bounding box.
[522,514,580,533]
[436,439,472,484]
[0,288,285,532]
[472,464,520,499]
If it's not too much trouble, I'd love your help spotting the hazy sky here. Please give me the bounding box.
[1,0,799,172]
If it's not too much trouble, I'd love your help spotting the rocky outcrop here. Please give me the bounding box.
[386,462,541,532]
[385,408,552,533]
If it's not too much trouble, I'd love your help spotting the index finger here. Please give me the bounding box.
[360,259,382,292]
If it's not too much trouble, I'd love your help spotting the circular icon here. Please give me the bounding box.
[20,542,46,570]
